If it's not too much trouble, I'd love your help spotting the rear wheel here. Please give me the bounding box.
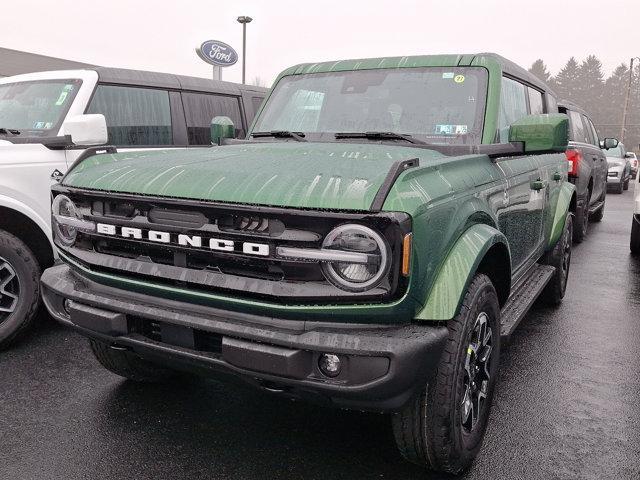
[615,182,624,194]
[0,230,41,350]
[631,217,640,255]
[590,191,605,222]
[392,274,500,475]
[90,339,176,382]
[573,192,590,243]
[541,214,573,305]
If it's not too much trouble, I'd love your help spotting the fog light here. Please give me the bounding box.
[318,353,342,378]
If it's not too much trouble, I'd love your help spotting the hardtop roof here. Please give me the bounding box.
[94,66,268,96]
[278,52,554,94]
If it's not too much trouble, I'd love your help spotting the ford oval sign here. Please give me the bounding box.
[197,40,238,67]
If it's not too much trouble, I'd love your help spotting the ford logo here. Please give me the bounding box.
[197,40,238,67]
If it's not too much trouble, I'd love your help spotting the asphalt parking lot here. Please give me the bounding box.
[1,190,639,480]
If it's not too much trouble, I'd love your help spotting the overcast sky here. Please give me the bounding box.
[0,0,637,85]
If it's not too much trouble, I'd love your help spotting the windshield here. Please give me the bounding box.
[253,67,488,144]
[0,79,82,136]
[603,145,624,158]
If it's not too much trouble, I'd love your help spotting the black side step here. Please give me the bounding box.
[500,264,555,340]
[588,200,605,215]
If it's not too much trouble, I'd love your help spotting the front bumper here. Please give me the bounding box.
[41,263,448,412]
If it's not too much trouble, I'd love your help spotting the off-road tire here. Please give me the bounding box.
[0,230,41,350]
[572,193,590,243]
[392,274,501,475]
[540,214,573,306]
[90,339,176,382]
[631,217,640,255]
[590,193,605,222]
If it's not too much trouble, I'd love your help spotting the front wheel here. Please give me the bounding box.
[392,274,501,475]
[540,214,573,305]
[0,230,41,350]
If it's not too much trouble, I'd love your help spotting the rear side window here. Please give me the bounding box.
[527,87,544,115]
[585,116,599,146]
[182,92,244,145]
[568,110,589,144]
[87,85,172,146]
[498,77,528,142]
[546,94,558,113]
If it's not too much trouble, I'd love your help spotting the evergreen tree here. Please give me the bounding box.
[528,59,551,84]
[600,63,629,140]
[576,55,605,122]
[554,57,580,102]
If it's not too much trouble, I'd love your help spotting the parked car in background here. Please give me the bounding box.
[0,67,267,349]
[627,151,638,178]
[559,102,610,242]
[604,142,632,193]
[42,53,575,475]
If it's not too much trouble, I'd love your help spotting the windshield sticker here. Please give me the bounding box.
[33,121,45,129]
[44,122,53,129]
[454,75,466,83]
[55,91,68,106]
[435,125,468,135]
[442,72,454,79]
[63,84,74,92]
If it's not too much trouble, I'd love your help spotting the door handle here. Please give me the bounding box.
[531,179,547,190]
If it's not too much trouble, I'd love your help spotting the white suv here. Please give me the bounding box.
[0,67,266,348]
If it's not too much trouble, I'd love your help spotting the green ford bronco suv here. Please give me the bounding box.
[41,53,575,474]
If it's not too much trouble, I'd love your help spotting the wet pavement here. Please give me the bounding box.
[1,191,639,480]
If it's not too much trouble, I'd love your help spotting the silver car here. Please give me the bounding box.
[605,142,632,193]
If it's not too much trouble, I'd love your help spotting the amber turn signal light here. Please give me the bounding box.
[402,233,412,276]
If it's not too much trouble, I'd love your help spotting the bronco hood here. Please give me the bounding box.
[63,142,443,210]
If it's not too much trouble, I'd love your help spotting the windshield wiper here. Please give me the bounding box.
[334,131,428,145]
[251,130,307,142]
[0,128,21,136]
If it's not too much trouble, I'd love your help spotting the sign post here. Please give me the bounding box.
[196,40,239,81]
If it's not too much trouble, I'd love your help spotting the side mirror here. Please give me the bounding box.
[602,137,619,150]
[210,116,235,145]
[624,152,633,158]
[508,113,569,153]
[61,114,108,146]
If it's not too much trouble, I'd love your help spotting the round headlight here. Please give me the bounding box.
[52,195,80,246]
[321,224,390,292]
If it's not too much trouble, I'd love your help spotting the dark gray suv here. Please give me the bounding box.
[559,102,613,242]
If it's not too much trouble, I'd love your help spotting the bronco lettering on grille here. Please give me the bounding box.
[95,223,270,256]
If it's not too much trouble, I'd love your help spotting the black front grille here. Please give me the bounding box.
[57,187,411,303]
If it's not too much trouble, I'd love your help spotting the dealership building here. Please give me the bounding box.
[0,46,94,78]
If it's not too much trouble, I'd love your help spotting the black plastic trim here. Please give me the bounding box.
[370,158,419,212]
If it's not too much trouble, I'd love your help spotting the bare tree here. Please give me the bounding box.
[251,76,266,87]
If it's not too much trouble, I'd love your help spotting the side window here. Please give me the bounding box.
[498,77,528,143]
[527,87,544,115]
[182,92,244,145]
[568,110,589,144]
[586,118,600,146]
[87,85,172,146]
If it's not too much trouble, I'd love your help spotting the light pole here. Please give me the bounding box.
[237,16,253,84]
[620,57,640,143]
